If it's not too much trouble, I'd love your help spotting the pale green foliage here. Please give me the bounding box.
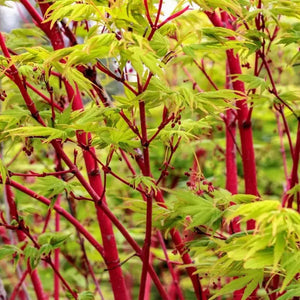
[78,291,95,300]
[162,193,300,299]
[0,244,21,260]
[0,158,7,184]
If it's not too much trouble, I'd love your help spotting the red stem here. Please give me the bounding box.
[194,59,219,90]
[47,258,77,299]
[66,83,129,300]
[154,0,164,27]
[182,65,203,92]
[20,0,65,50]
[9,270,28,300]
[120,149,137,175]
[170,227,204,299]
[275,111,289,183]
[224,60,240,232]
[277,105,294,159]
[225,107,238,194]
[227,52,259,230]
[134,143,204,298]
[138,100,153,300]
[26,81,63,112]
[1,13,168,298]
[289,121,300,188]
[283,121,300,208]
[19,0,45,30]
[54,194,61,300]
[148,114,175,144]
[151,190,204,299]
[144,0,153,26]
[4,71,63,112]
[28,266,48,300]
[25,2,130,294]
[206,12,259,230]
[96,61,138,95]
[157,231,185,300]
[158,6,189,30]
[4,185,26,241]
[0,35,45,126]
[10,169,72,178]
[223,59,238,195]
[8,179,105,257]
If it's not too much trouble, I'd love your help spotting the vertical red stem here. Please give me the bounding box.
[206,12,259,231]
[225,109,238,194]
[66,84,129,300]
[54,195,61,300]
[170,228,203,299]
[224,63,240,233]
[275,111,289,184]
[226,51,258,197]
[29,268,48,300]
[138,101,154,300]
[284,121,300,208]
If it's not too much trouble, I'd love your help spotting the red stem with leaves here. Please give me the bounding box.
[206,11,259,232]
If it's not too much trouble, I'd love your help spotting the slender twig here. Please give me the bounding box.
[259,52,297,119]
[284,121,300,208]
[6,147,23,168]
[276,105,294,159]
[275,110,289,183]
[46,257,78,299]
[144,0,153,27]
[194,59,219,90]
[154,0,164,28]
[157,231,185,300]
[9,269,29,300]
[156,137,181,186]
[182,65,204,92]
[120,149,137,175]
[9,169,73,178]
[148,114,174,144]
[158,6,189,30]
[96,60,138,95]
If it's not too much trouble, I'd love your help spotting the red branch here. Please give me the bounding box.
[206,11,259,231]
